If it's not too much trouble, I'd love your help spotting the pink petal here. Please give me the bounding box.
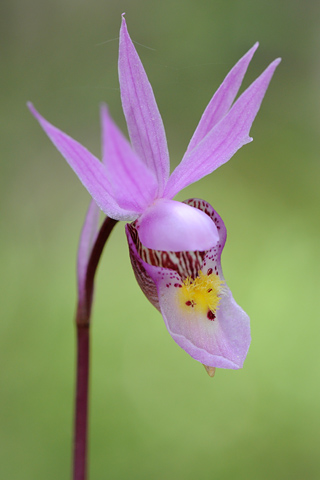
[100,104,158,212]
[164,58,281,199]
[28,103,139,221]
[77,199,100,307]
[136,198,219,252]
[186,43,259,154]
[119,15,170,195]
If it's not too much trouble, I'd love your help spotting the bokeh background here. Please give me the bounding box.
[1,0,320,479]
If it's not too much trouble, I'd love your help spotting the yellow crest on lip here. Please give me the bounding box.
[179,270,224,318]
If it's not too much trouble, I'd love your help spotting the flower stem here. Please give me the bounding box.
[73,324,90,480]
[73,216,118,480]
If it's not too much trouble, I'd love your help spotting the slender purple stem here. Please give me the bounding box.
[73,216,118,480]
[73,324,90,480]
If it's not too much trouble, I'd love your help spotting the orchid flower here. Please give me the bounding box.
[28,16,280,372]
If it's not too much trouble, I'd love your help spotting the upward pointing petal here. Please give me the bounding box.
[100,104,158,212]
[186,42,259,154]
[119,15,170,195]
[28,103,139,221]
[164,58,281,199]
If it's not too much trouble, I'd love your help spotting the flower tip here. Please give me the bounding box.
[100,102,109,114]
[120,13,129,39]
[27,103,45,125]
[269,58,282,72]
[266,57,281,77]
[203,365,216,377]
[100,102,110,127]
[27,102,40,121]
[27,101,35,113]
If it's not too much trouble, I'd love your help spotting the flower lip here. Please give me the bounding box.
[127,199,251,369]
[136,198,219,252]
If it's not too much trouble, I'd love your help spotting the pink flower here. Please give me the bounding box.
[28,16,280,371]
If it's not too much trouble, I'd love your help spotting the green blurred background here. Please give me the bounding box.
[1,0,320,478]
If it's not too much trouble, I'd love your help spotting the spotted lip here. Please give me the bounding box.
[126,198,251,369]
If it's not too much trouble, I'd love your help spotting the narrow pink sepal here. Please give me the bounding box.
[77,199,100,306]
[119,15,170,195]
[186,42,259,154]
[164,58,281,199]
[100,104,158,212]
[28,103,139,221]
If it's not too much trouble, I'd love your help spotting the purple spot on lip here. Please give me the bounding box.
[186,300,195,308]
